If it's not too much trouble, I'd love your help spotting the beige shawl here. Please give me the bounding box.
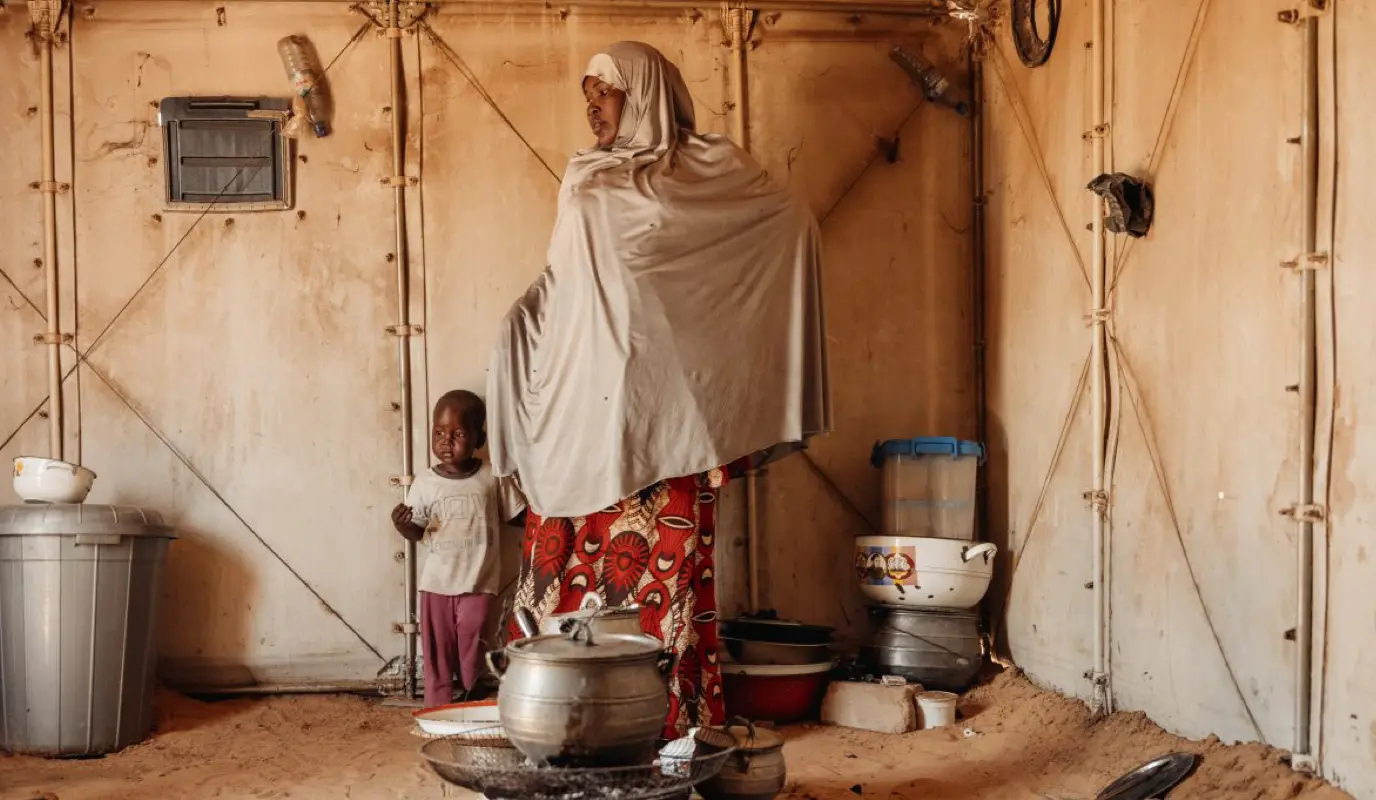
[486,41,831,518]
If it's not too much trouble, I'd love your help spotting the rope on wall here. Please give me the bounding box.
[988,348,1089,656]
[800,452,882,535]
[2,26,389,662]
[1110,334,1264,742]
[1107,0,1214,296]
[987,46,1090,288]
[417,22,562,183]
[1313,4,1341,765]
[0,268,44,321]
[83,356,390,662]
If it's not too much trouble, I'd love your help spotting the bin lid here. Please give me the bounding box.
[0,503,176,537]
[871,437,985,467]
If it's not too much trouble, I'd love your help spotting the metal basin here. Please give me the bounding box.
[855,535,996,609]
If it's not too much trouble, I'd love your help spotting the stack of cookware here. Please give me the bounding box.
[717,613,835,724]
[854,437,997,691]
[436,596,760,800]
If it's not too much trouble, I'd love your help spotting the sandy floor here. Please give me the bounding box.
[0,670,1351,800]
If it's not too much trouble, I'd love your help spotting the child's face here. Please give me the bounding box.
[432,405,477,466]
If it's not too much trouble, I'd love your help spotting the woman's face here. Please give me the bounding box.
[583,75,626,149]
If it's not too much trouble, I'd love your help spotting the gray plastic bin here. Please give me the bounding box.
[0,503,175,755]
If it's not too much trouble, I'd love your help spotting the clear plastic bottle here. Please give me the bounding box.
[277,35,331,138]
[890,45,970,118]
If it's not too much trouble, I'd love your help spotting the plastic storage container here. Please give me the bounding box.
[0,504,175,755]
[872,437,983,540]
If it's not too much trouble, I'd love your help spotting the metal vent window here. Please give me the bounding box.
[159,96,293,212]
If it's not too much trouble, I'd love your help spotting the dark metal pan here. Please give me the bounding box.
[719,616,833,645]
[1095,752,1198,800]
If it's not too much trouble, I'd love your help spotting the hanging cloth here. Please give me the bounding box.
[486,41,832,518]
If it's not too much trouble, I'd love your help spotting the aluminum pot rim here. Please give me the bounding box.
[505,632,667,665]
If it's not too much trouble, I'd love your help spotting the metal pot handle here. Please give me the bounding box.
[485,650,508,681]
[566,618,596,645]
[728,716,756,769]
[513,607,538,638]
[961,542,998,563]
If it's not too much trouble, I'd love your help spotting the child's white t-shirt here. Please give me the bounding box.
[408,464,526,596]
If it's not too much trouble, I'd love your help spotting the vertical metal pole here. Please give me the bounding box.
[1294,12,1320,762]
[387,0,419,698]
[745,468,760,611]
[38,18,64,461]
[729,5,761,612]
[1088,0,1110,716]
[968,49,987,540]
[729,6,750,152]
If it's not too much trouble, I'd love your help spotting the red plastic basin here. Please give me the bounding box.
[720,662,832,723]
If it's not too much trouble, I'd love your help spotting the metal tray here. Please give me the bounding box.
[1095,752,1198,800]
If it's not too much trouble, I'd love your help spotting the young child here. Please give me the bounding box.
[391,389,526,709]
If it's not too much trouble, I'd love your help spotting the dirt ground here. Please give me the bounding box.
[0,670,1351,800]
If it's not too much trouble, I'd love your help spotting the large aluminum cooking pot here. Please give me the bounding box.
[537,594,646,638]
[487,623,675,766]
[854,535,997,609]
[861,606,984,690]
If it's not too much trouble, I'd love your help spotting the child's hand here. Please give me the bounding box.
[392,504,423,540]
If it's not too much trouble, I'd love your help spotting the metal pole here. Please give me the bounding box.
[728,5,763,613]
[37,18,64,461]
[387,0,419,698]
[968,48,986,541]
[83,0,950,14]
[1294,12,1320,763]
[729,6,751,152]
[1088,0,1110,716]
[746,468,760,611]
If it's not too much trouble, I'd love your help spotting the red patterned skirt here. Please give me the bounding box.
[510,468,728,739]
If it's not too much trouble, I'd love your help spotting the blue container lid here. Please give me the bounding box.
[871,437,985,467]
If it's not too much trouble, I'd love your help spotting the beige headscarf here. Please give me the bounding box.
[486,41,832,518]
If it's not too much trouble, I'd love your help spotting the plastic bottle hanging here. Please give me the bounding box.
[277,35,332,138]
[889,45,970,118]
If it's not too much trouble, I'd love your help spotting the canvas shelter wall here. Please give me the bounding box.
[0,2,973,688]
[982,0,1375,794]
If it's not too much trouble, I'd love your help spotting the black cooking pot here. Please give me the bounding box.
[719,616,833,645]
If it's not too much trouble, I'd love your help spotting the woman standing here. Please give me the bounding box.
[487,41,830,738]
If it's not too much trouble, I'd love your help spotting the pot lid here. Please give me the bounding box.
[722,725,785,752]
[871,437,985,466]
[507,630,663,662]
[0,504,176,537]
